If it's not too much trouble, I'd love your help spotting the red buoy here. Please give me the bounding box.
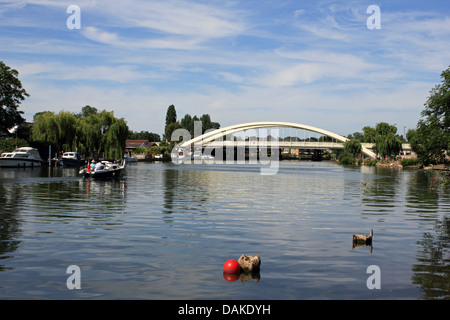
[223,259,240,274]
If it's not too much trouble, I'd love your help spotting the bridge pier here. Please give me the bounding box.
[312,149,322,161]
[200,146,282,162]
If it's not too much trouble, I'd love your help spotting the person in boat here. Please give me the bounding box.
[90,160,96,172]
[94,161,105,171]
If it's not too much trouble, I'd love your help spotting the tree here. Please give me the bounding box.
[32,111,59,146]
[79,105,98,118]
[338,139,362,165]
[0,61,29,133]
[362,126,377,143]
[32,107,129,159]
[165,104,177,125]
[164,104,177,141]
[179,113,220,136]
[165,121,182,143]
[363,122,403,158]
[128,130,161,142]
[347,131,364,141]
[410,66,450,165]
[199,114,220,133]
[180,114,194,136]
[344,139,362,157]
[105,118,129,159]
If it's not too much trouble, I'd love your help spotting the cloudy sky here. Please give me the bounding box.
[1,0,449,138]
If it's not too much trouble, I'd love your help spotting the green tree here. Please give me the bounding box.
[180,114,194,136]
[128,130,161,142]
[165,121,182,144]
[57,111,79,151]
[364,122,403,158]
[410,66,450,166]
[32,108,129,159]
[337,139,362,165]
[79,105,98,118]
[347,132,364,141]
[165,104,177,125]
[200,114,220,133]
[362,126,377,143]
[164,104,177,141]
[344,139,362,157]
[0,61,29,133]
[32,111,59,146]
[105,118,129,159]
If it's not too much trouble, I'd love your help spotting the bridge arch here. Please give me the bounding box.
[179,121,376,158]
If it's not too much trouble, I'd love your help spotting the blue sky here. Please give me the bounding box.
[1,0,449,138]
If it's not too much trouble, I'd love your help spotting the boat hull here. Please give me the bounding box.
[58,159,82,167]
[0,158,42,167]
[79,161,125,179]
[80,168,124,179]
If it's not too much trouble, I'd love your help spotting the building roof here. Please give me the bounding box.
[125,140,156,149]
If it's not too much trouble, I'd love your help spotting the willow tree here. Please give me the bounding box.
[105,118,129,159]
[363,122,403,158]
[33,111,79,153]
[32,108,129,159]
[80,109,128,159]
[57,111,79,151]
[32,111,59,147]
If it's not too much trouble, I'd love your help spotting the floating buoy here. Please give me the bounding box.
[238,253,261,273]
[223,259,240,274]
[352,229,373,244]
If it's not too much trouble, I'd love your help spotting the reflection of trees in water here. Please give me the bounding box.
[359,167,400,217]
[0,176,128,272]
[162,168,211,223]
[30,178,127,216]
[412,216,450,299]
[0,183,24,271]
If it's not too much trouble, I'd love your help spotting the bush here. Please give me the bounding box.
[0,138,28,153]
[338,151,355,165]
[366,160,378,166]
[401,158,420,167]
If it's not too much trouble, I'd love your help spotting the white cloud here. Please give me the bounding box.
[82,26,119,45]
[14,61,155,83]
[116,0,246,38]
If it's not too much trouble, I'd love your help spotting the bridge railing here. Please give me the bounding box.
[205,141,346,149]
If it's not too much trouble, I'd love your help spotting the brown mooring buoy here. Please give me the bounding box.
[352,228,373,245]
[238,253,261,273]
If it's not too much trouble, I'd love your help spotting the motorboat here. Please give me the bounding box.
[124,151,138,163]
[0,147,43,167]
[57,152,82,167]
[79,160,126,179]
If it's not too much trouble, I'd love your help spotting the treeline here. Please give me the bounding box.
[341,65,449,174]
[163,104,220,142]
[406,67,449,167]
[128,130,161,142]
[340,122,404,164]
[32,105,129,159]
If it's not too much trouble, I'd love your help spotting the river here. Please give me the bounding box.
[0,160,449,299]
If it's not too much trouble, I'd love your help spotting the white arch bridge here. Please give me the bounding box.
[177,121,402,159]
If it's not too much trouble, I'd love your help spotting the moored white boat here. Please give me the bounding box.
[57,152,82,167]
[124,151,138,163]
[0,147,44,167]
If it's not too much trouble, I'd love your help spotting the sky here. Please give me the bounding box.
[1,0,449,139]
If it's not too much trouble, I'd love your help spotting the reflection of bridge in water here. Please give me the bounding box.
[179,121,411,159]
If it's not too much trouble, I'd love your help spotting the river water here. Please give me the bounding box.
[0,160,449,300]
